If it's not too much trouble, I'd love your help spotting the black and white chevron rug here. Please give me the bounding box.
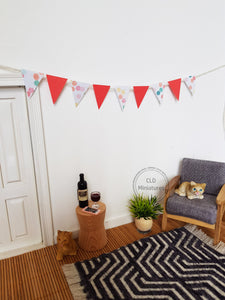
[62,225,225,300]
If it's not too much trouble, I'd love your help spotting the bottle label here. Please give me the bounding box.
[78,189,88,201]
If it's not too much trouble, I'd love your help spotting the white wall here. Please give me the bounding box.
[1,0,225,237]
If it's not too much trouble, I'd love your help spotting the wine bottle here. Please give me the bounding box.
[77,173,88,208]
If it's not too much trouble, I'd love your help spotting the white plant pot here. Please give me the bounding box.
[135,217,153,233]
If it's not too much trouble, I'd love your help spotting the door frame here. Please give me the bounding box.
[0,72,54,246]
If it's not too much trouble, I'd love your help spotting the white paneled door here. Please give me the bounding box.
[0,87,42,252]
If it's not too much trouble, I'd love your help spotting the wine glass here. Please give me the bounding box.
[91,191,101,209]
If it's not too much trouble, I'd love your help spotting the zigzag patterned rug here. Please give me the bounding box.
[62,225,225,300]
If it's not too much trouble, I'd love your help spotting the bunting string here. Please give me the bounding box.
[0,65,21,73]
[195,64,225,78]
[0,64,224,78]
[0,64,224,108]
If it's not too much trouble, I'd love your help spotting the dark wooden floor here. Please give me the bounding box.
[0,216,224,299]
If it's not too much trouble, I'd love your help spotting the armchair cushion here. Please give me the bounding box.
[166,193,217,224]
[181,158,225,195]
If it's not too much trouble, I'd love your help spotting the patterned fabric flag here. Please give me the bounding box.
[133,86,149,108]
[71,81,90,107]
[114,86,130,111]
[46,75,67,104]
[93,84,110,109]
[151,83,165,104]
[168,78,182,101]
[184,76,196,95]
[21,69,44,99]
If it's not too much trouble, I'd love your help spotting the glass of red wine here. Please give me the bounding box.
[91,191,101,209]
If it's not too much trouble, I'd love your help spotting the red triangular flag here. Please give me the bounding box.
[168,78,181,101]
[46,75,67,104]
[93,84,110,109]
[133,86,149,108]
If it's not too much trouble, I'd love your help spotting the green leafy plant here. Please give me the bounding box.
[128,194,163,220]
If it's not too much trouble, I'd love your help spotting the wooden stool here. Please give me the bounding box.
[76,201,107,251]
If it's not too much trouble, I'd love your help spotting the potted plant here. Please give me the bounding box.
[128,194,163,233]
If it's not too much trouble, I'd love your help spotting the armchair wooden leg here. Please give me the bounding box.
[214,205,223,245]
[214,223,221,245]
[162,212,168,231]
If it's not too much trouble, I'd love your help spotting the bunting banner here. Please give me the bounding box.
[151,82,165,104]
[168,78,182,101]
[93,84,110,109]
[184,76,196,95]
[46,75,67,104]
[71,81,90,107]
[21,69,44,99]
[7,63,224,109]
[114,86,130,111]
[133,86,149,108]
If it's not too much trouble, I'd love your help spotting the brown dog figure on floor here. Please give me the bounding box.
[56,230,78,261]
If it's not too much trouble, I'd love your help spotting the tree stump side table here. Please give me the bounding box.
[76,201,107,251]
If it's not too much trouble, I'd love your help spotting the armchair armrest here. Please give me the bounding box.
[164,175,180,205]
[165,175,180,195]
[162,175,181,230]
[216,184,225,205]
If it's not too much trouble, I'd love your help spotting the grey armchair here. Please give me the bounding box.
[162,158,225,244]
